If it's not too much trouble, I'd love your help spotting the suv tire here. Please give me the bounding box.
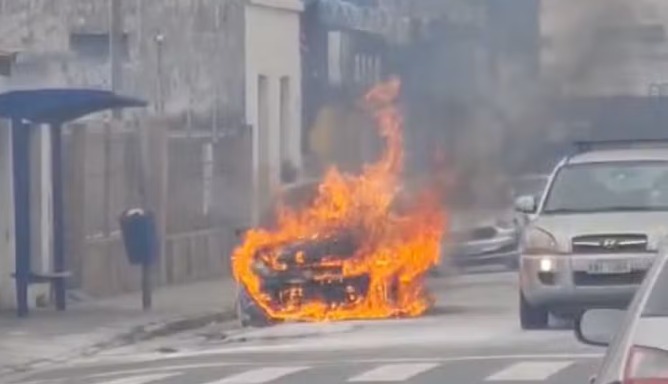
[520,292,549,330]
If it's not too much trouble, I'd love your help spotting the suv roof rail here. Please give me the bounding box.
[572,139,668,154]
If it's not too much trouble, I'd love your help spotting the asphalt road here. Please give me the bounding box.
[8,270,604,384]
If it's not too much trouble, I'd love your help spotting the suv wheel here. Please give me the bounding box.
[520,292,549,330]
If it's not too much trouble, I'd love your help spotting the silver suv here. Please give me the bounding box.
[516,140,668,329]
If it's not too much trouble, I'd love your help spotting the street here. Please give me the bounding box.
[9,271,602,384]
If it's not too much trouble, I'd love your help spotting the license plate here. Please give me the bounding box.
[587,260,632,275]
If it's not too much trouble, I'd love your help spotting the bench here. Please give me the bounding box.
[12,271,72,284]
[11,271,71,311]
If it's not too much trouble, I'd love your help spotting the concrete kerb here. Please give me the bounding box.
[1,308,238,379]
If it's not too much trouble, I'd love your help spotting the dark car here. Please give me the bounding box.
[235,179,406,327]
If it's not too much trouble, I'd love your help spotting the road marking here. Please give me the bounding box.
[96,373,179,384]
[14,380,62,384]
[209,366,308,383]
[485,361,574,381]
[88,363,239,379]
[51,353,601,379]
[348,363,439,382]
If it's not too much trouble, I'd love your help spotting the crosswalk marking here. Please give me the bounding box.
[208,366,309,383]
[96,373,180,384]
[485,361,574,381]
[347,363,440,382]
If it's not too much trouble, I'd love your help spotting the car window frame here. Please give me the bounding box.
[540,160,668,214]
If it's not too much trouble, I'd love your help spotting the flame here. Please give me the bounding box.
[232,77,446,322]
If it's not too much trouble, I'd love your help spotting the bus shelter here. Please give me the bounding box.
[0,89,146,317]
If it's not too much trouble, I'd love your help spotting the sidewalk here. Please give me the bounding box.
[0,278,238,376]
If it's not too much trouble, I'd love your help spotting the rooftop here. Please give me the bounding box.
[568,148,668,164]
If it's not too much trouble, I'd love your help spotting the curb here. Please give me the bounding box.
[1,308,237,380]
[91,309,237,350]
[223,322,360,344]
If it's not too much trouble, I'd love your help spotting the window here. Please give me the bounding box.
[257,75,269,160]
[543,161,668,214]
[327,31,343,85]
[279,76,291,165]
[202,142,214,216]
[69,32,129,62]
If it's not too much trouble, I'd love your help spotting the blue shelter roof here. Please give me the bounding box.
[0,88,147,124]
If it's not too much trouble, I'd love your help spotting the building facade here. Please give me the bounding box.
[0,0,303,309]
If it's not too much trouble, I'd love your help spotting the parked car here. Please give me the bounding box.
[516,140,668,329]
[574,244,668,384]
[441,174,548,272]
[446,209,521,271]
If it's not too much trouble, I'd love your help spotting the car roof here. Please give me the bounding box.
[567,148,668,165]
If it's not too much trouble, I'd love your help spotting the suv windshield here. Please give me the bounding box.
[543,161,668,214]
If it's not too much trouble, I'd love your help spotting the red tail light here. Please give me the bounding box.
[624,346,668,384]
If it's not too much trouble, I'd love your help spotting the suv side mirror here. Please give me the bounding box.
[514,195,537,214]
[574,308,625,347]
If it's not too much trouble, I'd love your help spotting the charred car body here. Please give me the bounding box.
[236,179,406,326]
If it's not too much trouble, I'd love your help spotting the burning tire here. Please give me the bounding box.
[236,287,273,327]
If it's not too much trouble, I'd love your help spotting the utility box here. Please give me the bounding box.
[119,208,157,265]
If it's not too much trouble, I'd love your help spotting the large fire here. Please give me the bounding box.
[232,78,446,322]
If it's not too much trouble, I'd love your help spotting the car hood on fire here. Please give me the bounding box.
[531,212,668,252]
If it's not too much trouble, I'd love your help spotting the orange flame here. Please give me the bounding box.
[232,77,446,322]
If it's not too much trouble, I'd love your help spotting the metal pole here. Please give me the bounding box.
[51,123,66,311]
[12,120,31,317]
[140,34,165,310]
[155,34,164,113]
[109,0,123,103]
[104,0,122,235]
[142,256,152,310]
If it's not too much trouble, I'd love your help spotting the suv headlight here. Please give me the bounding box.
[522,227,558,254]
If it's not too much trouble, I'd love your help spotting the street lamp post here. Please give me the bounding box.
[155,33,165,113]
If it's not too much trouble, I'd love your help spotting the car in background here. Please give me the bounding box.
[516,140,668,329]
[446,209,521,271]
[574,245,668,384]
[442,174,548,273]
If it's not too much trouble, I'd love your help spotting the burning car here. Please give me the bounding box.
[232,78,446,326]
[236,179,384,326]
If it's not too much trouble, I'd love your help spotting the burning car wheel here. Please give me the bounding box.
[236,287,272,327]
